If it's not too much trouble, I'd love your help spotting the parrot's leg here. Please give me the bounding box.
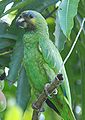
[32,103,45,112]
[43,64,62,97]
[32,83,54,112]
[53,89,58,95]
[44,73,63,97]
[44,83,58,97]
[32,74,63,114]
[44,83,52,98]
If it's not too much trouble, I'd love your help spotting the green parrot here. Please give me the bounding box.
[16,10,75,120]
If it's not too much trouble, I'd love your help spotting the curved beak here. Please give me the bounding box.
[16,17,27,28]
[16,15,36,31]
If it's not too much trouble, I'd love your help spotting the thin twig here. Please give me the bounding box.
[59,18,85,73]
[32,74,63,120]
[45,7,58,19]
[0,50,12,56]
[32,110,39,120]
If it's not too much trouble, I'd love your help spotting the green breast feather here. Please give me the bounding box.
[23,33,48,93]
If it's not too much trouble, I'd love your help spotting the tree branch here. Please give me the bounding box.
[32,74,63,120]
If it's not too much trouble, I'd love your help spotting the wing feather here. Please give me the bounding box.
[39,39,71,105]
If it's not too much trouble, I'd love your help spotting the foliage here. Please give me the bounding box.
[0,0,85,120]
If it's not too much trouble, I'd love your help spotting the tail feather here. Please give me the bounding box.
[46,89,76,120]
[46,98,60,115]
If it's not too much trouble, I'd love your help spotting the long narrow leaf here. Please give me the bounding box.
[58,0,80,39]
[16,66,31,111]
[7,40,24,84]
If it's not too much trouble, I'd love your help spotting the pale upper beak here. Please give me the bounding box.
[16,17,27,28]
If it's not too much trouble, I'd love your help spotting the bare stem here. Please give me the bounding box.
[0,50,12,56]
[45,7,58,19]
[59,18,85,73]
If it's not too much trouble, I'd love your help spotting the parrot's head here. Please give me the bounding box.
[16,10,48,33]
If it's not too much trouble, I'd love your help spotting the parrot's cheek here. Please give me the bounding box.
[16,17,36,31]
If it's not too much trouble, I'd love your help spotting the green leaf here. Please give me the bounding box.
[7,40,24,84]
[77,42,85,120]
[22,0,59,12]
[0,21,8,34]
[0,55,10,67]
[76,15,85,34]
[1,0,58,17]
[58,0,80,39]
[0,39,15,50]
[0,21,16,50]
[54,12,66,52]
[0,0,12,16]
[44,106,63,120]
[0,34,17,40]
[16,66,31,111]
[48,89,76,120]
[78,0,85,17]
[75,16,85,119]
[46,17,55,42]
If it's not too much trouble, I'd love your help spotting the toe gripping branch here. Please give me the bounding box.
[32,73,63,120]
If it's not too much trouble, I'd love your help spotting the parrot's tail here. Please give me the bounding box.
[46,98,60,115]
[46,95,76,120]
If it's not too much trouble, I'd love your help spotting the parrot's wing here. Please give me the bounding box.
[39,39,71,106]
[39,39,76,119]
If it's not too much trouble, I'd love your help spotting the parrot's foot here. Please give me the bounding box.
[44,83,52,98]
[53,89,58,95]
[40,107,45,112]
[32,102,39,111]
[32,103,45,112]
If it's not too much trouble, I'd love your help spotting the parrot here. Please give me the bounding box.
[16,10,75,120]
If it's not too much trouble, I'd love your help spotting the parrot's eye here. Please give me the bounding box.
[22,12,34,19]
[29,14,34,18]
[19,15,22,18]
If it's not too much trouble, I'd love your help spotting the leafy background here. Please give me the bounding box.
[0,0,85,120]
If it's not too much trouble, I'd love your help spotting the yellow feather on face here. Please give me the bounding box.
[30,18,36,25]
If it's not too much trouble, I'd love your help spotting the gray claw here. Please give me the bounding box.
[32,103,39,111]
[44,83,52,98]
[32,103,45,112]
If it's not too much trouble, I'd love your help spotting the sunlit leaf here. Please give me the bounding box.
[4,105,23,120]
[58,0,80,39]
[54,12,66,52]
[0,0,12,16]
[1,0,58,17]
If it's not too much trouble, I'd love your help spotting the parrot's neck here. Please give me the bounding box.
[23,23,49,45]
